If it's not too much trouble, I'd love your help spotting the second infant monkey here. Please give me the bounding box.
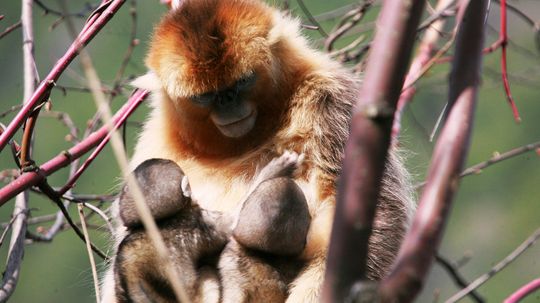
[115,152,310,303]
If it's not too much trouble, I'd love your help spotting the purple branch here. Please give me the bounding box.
[379,1,488,301]
[0,89,148,206]
[0,0,127,152]
[322,1,425,301]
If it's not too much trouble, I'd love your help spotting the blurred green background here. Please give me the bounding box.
[0,0,538,302]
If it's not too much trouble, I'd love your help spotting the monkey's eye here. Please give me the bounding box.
[190,92,215,107]
[236,72,257,90]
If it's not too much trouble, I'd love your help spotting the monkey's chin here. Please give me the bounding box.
[215,111,257,138]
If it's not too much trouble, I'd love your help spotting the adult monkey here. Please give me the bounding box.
[101,0,415,301]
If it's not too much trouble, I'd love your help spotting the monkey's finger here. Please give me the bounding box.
[181,176,192,198]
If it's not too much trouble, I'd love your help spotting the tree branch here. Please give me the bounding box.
[0,89,148,206]
[446,228,540,303]
[0,0,127,152]
[379,1,488,301]
[322,1,425,301]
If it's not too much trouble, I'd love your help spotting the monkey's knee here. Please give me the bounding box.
[119,158,191,227]
[234,177,311,256]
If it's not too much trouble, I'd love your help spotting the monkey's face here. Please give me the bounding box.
[142,0,297,156]
[189,72,258,138]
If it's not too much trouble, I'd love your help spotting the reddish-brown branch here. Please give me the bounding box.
[0,89,148,206]
[499,0,521,122]
[322,1,425,301]
[504,279,540,303]
[436,0,522,121]
[58,90,146,195]
[0,0,127,152]
[392,0,455,143]
[379,1,487,301]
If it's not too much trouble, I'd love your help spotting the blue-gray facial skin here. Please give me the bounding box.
[191,72,259,138]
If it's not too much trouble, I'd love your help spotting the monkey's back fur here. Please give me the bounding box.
[101,0,416,302]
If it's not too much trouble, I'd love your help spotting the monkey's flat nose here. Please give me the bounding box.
[216,93,237,108]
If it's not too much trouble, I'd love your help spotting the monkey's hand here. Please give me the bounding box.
[252,150,304,186]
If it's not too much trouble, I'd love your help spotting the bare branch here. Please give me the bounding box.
[296,0,327,37]
[0,21,22,40]
[0,105,23,119]
[435,254,484,303]
[392,0,455,143]
[0,90,147,206]
[0,0,128,152]
[324,1,374,52]
[415,140,540,189]
[0,1,37,300]
[33,0,96,18]
[77,203,101,301]
[379,1,488,301]
[446,228,540,303]
[322,1,425,301]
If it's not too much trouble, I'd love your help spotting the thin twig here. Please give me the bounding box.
[111,0,138,96]
[324,1,374,52]
[0,105,23,119]
[493,0,537,29]
[0,21,22,40]
[435,254,485,303]
[2,214,56,228]
[83,203,114,235]
[446,228,540,303]
[461,141,540,177]
[498,0,521,122]
[0,0,127,152]
[42,111,80,143]
[415,140,540,189]
[33,0,96,18]
[0,210,29,246]
[314,3,360,22]
[0,90,147,205]
[392,0,455,143]
[77,203,101,301]
[37,181,108,260]
[296,0,327,37]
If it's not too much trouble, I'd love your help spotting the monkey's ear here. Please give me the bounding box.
[131,71,162,91]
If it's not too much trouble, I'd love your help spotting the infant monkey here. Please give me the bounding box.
[115,152,310,303]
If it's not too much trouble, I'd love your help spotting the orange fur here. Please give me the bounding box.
[103,1,415,302]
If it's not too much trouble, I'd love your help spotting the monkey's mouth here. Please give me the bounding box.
[215,110,257,138]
